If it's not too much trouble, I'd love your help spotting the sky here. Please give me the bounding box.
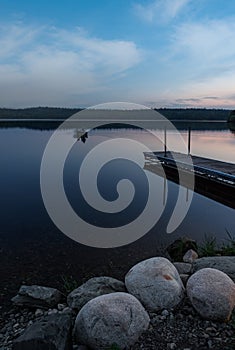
[1,0,235,108]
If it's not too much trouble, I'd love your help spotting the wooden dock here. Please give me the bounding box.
[144,151,235,209]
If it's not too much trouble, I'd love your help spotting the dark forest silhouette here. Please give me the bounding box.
[0,107,231,121]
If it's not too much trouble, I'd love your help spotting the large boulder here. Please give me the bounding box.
[187,268,235,321]
[11,285,63,309]
[67,276,126,310]
[74,292,150,350]
[13,313,73,350]
[125,257,185,312]
[192,256,235,282]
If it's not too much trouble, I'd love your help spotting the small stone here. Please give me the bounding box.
[62,307,73,314]
[208,339,213,348]
[34,309,44,317]
[161,309,169,316]
[183,249,198,263]
[167,237,198,261]
[57,303,66,311]
[174,262,192,274]
[167,343,176,349]
[205,327,217,333]
[13,323,20,329]
[47,309,58,315]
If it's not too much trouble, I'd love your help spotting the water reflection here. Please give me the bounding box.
[228,121,235,135]
[0,124,234,304]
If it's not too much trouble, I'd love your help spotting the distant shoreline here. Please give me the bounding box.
[0,107,231,121]
[0,118,229,122]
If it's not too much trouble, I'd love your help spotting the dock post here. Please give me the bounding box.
[188,127,191,155]
[163,176,167,205]
[164,125,167,157]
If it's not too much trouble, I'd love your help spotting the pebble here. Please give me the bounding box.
[57,303,66,311]
[35,308,44,317]
[1,292,235,350]
[47,308,58,315]
[62,306,74,314]
[161,309,169,317]
[208,339,213,348]
[131,297,235,350]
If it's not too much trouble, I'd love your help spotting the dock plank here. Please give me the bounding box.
[154,152,235,176]
[144,151,235,209]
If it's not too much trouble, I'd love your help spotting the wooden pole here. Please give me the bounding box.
[188,126,191,155]
[164,125,167,157]
[163,176,167,205]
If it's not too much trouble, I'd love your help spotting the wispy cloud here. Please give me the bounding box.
[0,23,142,107]
[153,17,235,107]
[171,18,235,72]
[134,0,191,23]
[202,96,219,100]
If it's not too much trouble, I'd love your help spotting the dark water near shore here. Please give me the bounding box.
[0,121,235,306]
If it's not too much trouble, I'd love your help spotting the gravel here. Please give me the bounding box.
[131,297,235,350]
[1,297,234,350]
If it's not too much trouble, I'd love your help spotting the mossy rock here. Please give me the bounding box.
[166,237,198,261]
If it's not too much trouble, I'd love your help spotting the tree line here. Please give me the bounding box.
[0,107,231,121]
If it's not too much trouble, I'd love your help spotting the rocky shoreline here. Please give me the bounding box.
[1,250,235,350]
[1,295,234,350]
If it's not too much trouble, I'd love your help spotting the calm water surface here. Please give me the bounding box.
[0,121,234,303]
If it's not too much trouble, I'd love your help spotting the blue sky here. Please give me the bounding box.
[1,0,235,108]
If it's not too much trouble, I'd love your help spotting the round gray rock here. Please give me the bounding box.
[74,292,150,350]
[67,276,126,310]
[187,268,235,321]
[125,257,185,312]
[192,256,235,282]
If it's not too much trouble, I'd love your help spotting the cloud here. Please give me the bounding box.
[0,23,142,107]
[171,18,235,71]
[153,17,235,108]
[175,98,201,103]
[134,0,191,23]
[202,96,219,100]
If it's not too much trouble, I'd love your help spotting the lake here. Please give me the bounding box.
[0,120,235,306]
